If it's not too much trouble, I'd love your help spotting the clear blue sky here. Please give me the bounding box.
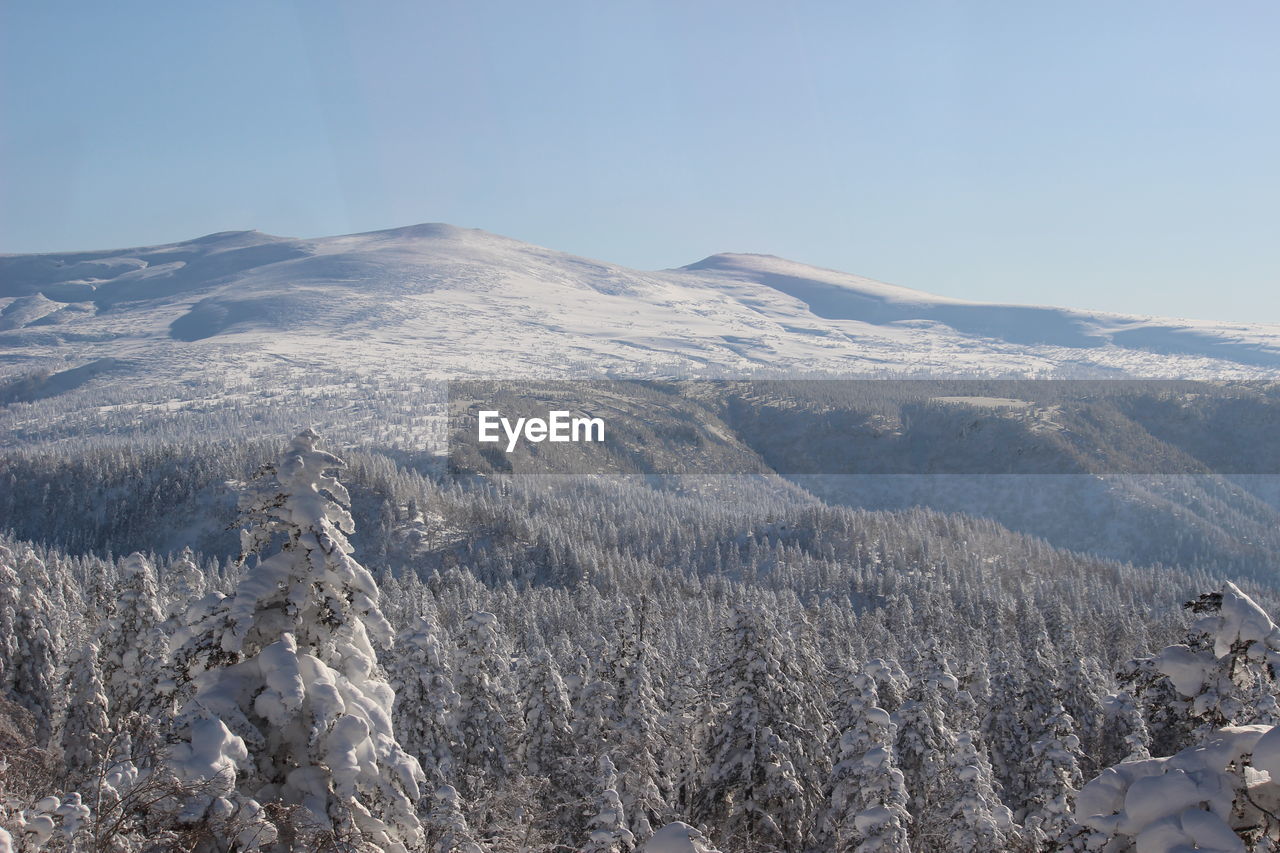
[2,1,1277,321]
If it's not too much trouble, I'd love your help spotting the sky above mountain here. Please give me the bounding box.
[2,1,1277,322]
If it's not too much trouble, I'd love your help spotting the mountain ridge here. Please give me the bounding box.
[2,223,1279,431]
[4,224,1280,583]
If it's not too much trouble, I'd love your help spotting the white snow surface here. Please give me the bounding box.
[1076,725,1265,853]
[642,821,720,853]
[2,223,1279,384]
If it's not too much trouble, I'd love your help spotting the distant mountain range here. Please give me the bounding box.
[3,223,1279,395]
[5,225,1280,578]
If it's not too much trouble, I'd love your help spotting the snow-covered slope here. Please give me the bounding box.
[3,222,1278,379]
[5,224,1280,578]
[2,223,1279,448]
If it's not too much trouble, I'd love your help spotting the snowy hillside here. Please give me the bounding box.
[5,225,1280,581]
[5,222,1279,452]
[3,223,1279,386]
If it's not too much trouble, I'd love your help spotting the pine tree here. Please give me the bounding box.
[0,546,60,744]
[520,646,574,781]
[611,637,669,841]
[697,606,825,852]
[164,547,207,621]
[894,652,957,849]
[1158,583,1280,733]
[572,634,617,760]
[824,670,910,853]
[424,784,488,853]
[391,615,463,786]
[582,755,635,853]
[1057,640,1107,777]
[453,610,522,837]
[454,611,518,790]
[1076,583,1280,852]
[0,546,22,703]
[99,552,170,719]
[1022,704,1085,850]
[665,654,713,821]
[943,731,1016,853]
[170,429,424,850]
[1098,689,1151,765]
[519,644,580,840]
[983,656,1028,804]
[1014,633,1070,808]
[59,641,112,789]
[864,657,907,716]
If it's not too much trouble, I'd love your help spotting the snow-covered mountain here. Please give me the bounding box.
[4,222,1280,454]
[3,222,1279,386]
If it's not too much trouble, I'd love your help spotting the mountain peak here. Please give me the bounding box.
[680,252,788,272]
[192,229,263,241]
[346,222,476,240]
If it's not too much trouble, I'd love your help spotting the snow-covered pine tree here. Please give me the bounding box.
[696,605,825,852]
[1097,689,1151,766]
[664,654,712,822]
[0,545,60,744]
[164,547,207,622]
[170,428,424,850]
[983,654,1029,805]
[83,557,120,639]
[582,755,636,853]
[610,632,669,842]
[99,552,170,720]
[454,611,516,782]
[0,546,21,706]
[1014,633,1071,806]
[520,646,574,782]
[58,641,112,789]
[391,615,463,787]
[894,643,1013,850]
[894,645,959,843]
[824,670,910,853]
[1057,637,1107,777]
[1158,582,1280,733]
[1022,703,1085,849]
[1077,582,1280,852]
[944,731,1016,853]
[519,644,579,840]
[453,610,521,833]
[1121,661,1194,759]
[573,632,618,759]
[863,657,907,716]
[424,784,488,853]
